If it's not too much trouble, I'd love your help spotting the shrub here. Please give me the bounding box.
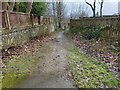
[70,25,111,40]
[81,26,101,40]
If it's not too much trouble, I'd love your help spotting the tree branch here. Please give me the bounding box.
[85,1,94,10]
[85,0,96,17]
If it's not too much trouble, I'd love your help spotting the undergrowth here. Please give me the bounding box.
[70,25,111,40]
[67,46,120,88]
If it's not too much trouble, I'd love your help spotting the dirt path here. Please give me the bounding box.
[19,32,75,88]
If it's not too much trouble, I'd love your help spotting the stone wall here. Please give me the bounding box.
[0,25,53,49]
[1,17,54,49]
[70,16,120,43]
[70,16,119,29]
[0,10,55,49]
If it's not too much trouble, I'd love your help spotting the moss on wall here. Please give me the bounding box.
[1,24,54,49]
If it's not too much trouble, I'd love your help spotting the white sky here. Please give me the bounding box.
[65,0,120,16]
[45,0,120,2]
[63,0,120,2]
[1,0,119,15]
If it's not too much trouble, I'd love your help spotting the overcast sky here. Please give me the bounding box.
[64,0,120,16]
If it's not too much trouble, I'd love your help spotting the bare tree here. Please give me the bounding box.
[70,2,89,19]
[2,2,10,11]
[70,3,75,19]
[48,0,66,30]
[78,3,89,17]
[56,1,63,28]
[26,1,33,13]
[8,0,15,11]
[52,2,58,30]
[45,2,53,16]
[2,1,33,13]
[16,2,20,12]
[2,0,15,11]
[99,0,104,17]
[85,0,96,17]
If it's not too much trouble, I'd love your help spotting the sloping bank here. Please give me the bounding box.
[67,42,120,88]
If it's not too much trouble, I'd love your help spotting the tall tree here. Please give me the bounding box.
[56,0,64,29]
[78,3,89,17]
[15,2,20,12]
[45,2,53,16]
[56,1,61,28]
[26,1,33,14]
[3,1,32,13]
[85,0,96,17]
[2,0,15,11]
[2,1,9,11]
[70,3,89,19]
[99,0,104,17]
[47,0,66,30]
[8,0,15,11]
[52,2,58,30]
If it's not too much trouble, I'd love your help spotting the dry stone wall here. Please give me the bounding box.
[70,16,120,44]
[0,15,54,49]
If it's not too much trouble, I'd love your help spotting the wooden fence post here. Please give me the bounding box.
[4,11,11,30]
[40,16,43,25]
[30,14,34,26]
[38,16,40,25]
[0,12,2,28]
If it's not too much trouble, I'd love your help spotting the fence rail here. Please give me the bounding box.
[0,11,53,30]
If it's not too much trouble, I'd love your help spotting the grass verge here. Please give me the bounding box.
[2,44,51,88]
[67,46,120,88]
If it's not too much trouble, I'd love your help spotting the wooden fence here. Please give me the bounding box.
[70,16,120,44]
[0,11,54,49]
[0,11,2,28]
[1,11,51,29]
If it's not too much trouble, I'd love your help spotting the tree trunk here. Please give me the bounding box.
[3,0,15,11]
[3,2,9,11]
[100,2,103,17]
[92,8,96,17]
[85,0,96,17]
[93,1,96,17]
[8,1,15,11]
[52,2,57,31]
[26,2,33,13]
[100,5,102,17]
[16,2,20,12]
[56,2,62,29]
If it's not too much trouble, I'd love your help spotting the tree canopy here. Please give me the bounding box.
[14,2,46,16]
[31,2,46,16]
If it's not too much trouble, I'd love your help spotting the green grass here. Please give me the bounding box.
[67,46,120,88]
[0,73,2,89]
[2,44,51,88]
